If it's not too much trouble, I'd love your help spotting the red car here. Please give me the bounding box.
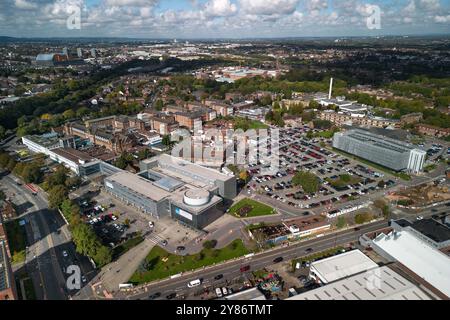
[240,265,250,272]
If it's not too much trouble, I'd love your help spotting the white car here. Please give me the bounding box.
[62,250,68,258]
[221,287,228,296]
[187,279,202,288]
[215,288,223,298]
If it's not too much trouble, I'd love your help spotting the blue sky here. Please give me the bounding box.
[1,0,449,38]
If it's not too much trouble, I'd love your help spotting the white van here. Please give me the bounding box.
[187,279,202,288]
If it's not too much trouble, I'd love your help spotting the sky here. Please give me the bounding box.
[0,0,449,38]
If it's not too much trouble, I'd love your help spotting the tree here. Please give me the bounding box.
[0,190,5,201]
[0,125,5,140]
[76,107,90,118]
[21,163,43,184]
[292,171,320,194]
[92,245,112,267]
[239,170,249,182]
[336,216,347,229]
[48,185,68,209]
[63,109,76,119]
[354,212,373,224]
[155,99,164,111]
[162,134,172,146]
[71,223,98,256]
[137,148,153,160]
[309,100,320,109]
[45,165,67,188]
[65,176,82,189]
[203,239,218,249]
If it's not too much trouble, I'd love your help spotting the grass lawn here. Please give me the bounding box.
[326,174,362,188]
[229,198,276,218]
[4,220,27,264]
[129,239,249,284]
[112,235,144,260]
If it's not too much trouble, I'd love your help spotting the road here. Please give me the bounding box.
[117,220,388,300]
[2,174,95,300]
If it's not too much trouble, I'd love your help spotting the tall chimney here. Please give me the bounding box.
[328,77,333,100]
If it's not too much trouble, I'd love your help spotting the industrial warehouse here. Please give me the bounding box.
[332,129,427,173]
[104,154,236,229]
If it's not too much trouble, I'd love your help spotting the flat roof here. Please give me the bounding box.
[339,129,421,154]
[373,230,450,297]
[170,186,222,214]
[288,266,431,300]
[106,171,171,202]
[148,154,233,182]
[411,219,450,244]
[51,147,93,163]
[311,250,378,283]
[223,287,266,300]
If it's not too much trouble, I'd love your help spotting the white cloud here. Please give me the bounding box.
[204,0,237,17]
[104,0,158,6]
[434,15,450,23]
[239,0,299,15]
[14,0,37,10]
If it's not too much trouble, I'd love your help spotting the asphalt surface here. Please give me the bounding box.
[121,219,388,300]
[2,174,95,300]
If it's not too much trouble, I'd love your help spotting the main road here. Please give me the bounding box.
[117,219,388,300]
[2,174,95,300]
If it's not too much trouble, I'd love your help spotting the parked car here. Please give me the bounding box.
[215,288,223,298]
[214,274,223,280]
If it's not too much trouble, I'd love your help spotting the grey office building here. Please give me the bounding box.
[333,129,426,173]
[140,154,237,199]
[104,154,234,229]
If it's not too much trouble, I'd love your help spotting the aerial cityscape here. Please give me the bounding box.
[0,0,449,311]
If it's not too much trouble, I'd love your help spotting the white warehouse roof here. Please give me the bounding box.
[310,250,378,284]
[288,266,431,300]
[373,230,450,298]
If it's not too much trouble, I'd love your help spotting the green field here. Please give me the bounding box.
[4,220,27,264]
[326,174,362,188]
[112,235,144,260]
[129,239,249,284]
[229,198,276,218]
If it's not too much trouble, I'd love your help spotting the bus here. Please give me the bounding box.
[25,184,38,195]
